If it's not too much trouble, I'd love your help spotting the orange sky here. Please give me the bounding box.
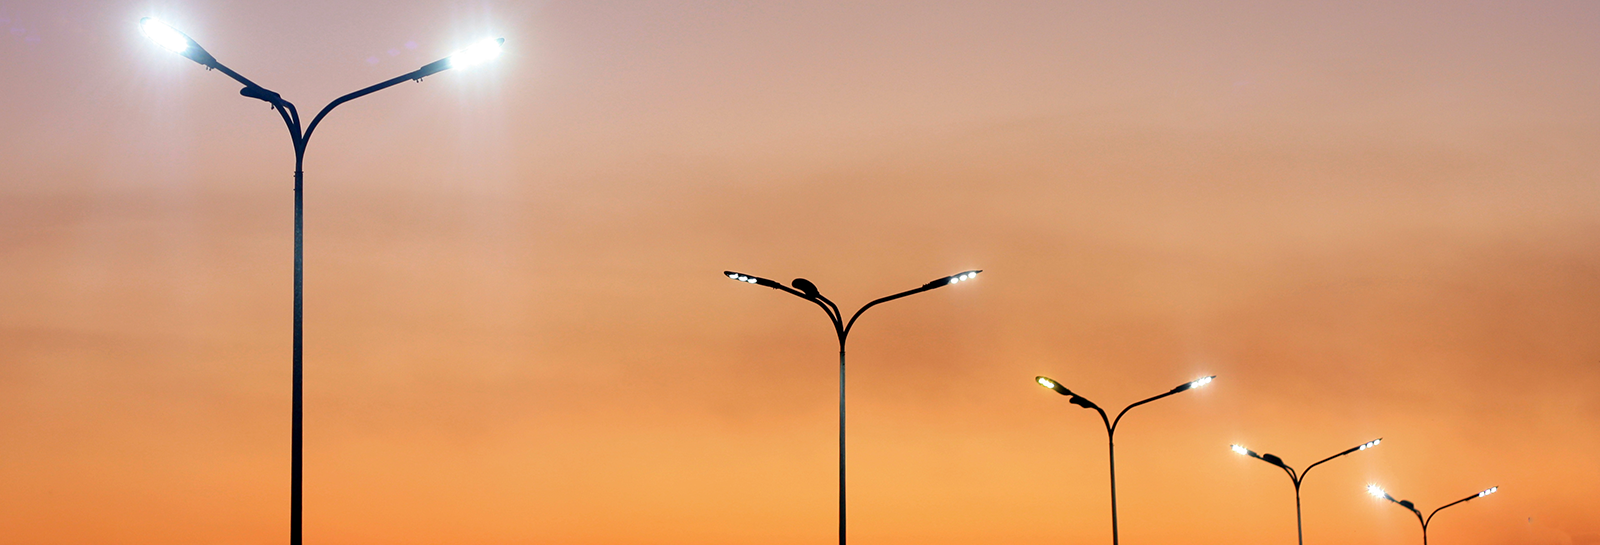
[2,1,1598,544]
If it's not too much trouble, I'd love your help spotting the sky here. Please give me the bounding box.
[1,1,1598,544]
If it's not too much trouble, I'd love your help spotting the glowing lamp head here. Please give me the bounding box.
[1478,486,1498,498]
[1172,375,1216,392]
[1231,444,1250,456]
[1367,484,1387,499]
[449,37,504,69]
[140,18,190,53]
[1035,376,1072,396]
[931,270,982,287]
[724,271,781,289]
[1359,438,1382,451]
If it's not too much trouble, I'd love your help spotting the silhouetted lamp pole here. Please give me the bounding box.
[1367,484,1498,545]
[725,269,982,545]
[1230,438,1382,545]
[140,17,504,545]
[1034,374,1215,545]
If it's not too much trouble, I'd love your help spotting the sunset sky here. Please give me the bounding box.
[2,1,1598,544]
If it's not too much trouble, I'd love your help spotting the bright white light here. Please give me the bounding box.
[948,278,958,285]
[449,38,502,69]
[1189,376,1214,389]
[140,18,190,53]
[1231,444,1249,456]
[1367,484,1387,499]
[1037,377,1055,389]
[727,273,738,279]
[747,278,756,283]
[1360,439,1381,450]
[1478,487,1498,497]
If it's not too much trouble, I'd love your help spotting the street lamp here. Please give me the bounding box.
[140,17,504,545]
[726,269,982,545]
[1367,484,1499,545]
[1034,374,1216,545]
[1230,438,1381,545]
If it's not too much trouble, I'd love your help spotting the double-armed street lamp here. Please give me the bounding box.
[140,17,504,545]
[1034,374,1216,545]
[1230,438,1382,545]
[725,269,982,545]
[1367,484,1499,545]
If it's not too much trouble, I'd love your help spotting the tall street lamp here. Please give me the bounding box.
[1034,374,1216,545]
[1230,438,1382,545]
[140,17,504,545]
[1367,484,1499,545]
[725,269,982,545]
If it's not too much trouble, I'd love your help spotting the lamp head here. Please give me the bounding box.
[1358,438,1382,451]
[1260,453,1287,468]
[449,37,504,69]
[140,17,217,68]
[1477,486,1498,498]
[416,37,505,79]
[725,271,782,289]
[1172,375,1215,393]
[1035,376,1072,396]
[1231,444,1257,458]
[1367,484,1389,500]
[928,270,982,288]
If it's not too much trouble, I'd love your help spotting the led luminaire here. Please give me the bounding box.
[140,18,191,53]
[449,38,503,69]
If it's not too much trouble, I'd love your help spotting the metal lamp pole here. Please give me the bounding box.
[1367,484,1499,545]
[725,269,982,545]
[1230,439,1382,545]
[139,18,504,545]
[1034,375,1216,545]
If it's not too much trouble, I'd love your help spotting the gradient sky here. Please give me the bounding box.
[2,1,1598,544]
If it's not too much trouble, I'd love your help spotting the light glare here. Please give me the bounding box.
[1367,484,1387,499]
[1037,377,1055,389]
[1479,487,1498,497]
[449,37,503,69]
[140,18,190,53]
[1231,444,1249,456]
[1189,376,1214,389]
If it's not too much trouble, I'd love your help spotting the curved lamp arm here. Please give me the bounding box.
[1425,487,1498,528]
[1301,438,1381,482]
[841,270,980,338]
[1109,376,1214,435]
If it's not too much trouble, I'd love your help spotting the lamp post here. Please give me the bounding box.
[140,18,504,545]
[725,269,982,545]
[1230,438,1382,545]
[1034,374,1215,545]
[1367,484,1499,545]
